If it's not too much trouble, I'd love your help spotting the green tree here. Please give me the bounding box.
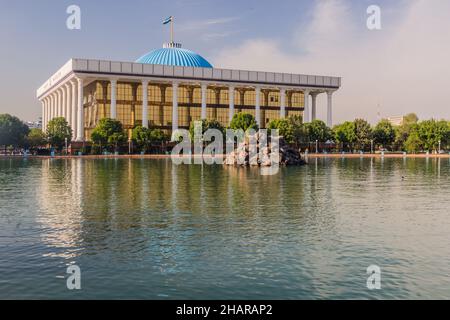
[46,117,72,151]
[132,126,152,153]
[395,113,419,151]
[404,125,422,153]
[91,118,126,152]
[26,128,46,149]
[353,119,372,151]
[289,115,308,146]
[109,132,127,152]
[150,129,169,153]
[289,114,303,128]
[333,121,356,151]
[189,119,225,140]
[132,126,169,153]
[267,119,295,143]
[229,113,258,132]
[0,114,30,151]
[447,121,450,149]
[415,119,449,152]
[372,120,395,150]
[403,113,419,124]
[150,129,169,144]
[305,120,332,143]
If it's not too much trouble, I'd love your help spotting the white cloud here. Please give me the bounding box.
[201,31,238,41]
[179,17,239,32]
[213,0,450,124]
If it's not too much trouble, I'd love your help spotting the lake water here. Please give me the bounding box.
[0,157,449,299]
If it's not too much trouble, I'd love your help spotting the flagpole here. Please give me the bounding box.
[170,17,174,44]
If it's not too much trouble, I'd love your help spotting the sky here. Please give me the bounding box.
[0,0,449,124]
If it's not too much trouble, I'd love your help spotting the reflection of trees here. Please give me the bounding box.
[80,159,156,258]
[78,161,320,254]
[403,157,443,179]
[37,158,375,273]
[19,156,450,298]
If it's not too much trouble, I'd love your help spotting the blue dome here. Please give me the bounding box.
[136,47,213,68]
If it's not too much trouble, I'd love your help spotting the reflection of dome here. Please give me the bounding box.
[136,43,213,68]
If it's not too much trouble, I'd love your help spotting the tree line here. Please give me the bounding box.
[90,118,169,154]
[1,112,449,155]
[267,113,450,153]
[0,114,71,154]
[0,114,170,155]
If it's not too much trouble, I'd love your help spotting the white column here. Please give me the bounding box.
[62,86,67,119]
[54,93,58,118]
[56,90,61,117]
[48,97,52,124]
[47,98,51,127]
[172,82,179,133]
[53,93,57,119]
[48,97,51,124]
[49,95,53,120]
[142,80,149,128]
[327,91,333,127]
[303,90,310,123]
[280,88,286,118]
[53,91,57,118]
[255,87,261,127]
[60,88,65,117]
[110,79,117,119]
[56,92,60,117]
[51,93,56,120]
[76,78,84,141]
[201,84,207,120]
[229,86,235,122]
[43,98,47,131]
[41,99,45,131]
[44,98,49,130]
[311,93,317,121]
[41,100,45,132]
[71,80,78,141]
[48,97,51,126]
[65,84,72,125]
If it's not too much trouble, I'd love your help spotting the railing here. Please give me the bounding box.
[37,58,342,99]
[72,58,341,88]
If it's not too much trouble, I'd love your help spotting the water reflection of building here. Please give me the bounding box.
[35,159,347,265]
[37,42,341,141]
[37,159,83,259]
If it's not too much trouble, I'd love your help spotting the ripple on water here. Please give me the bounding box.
[0,158,449,299]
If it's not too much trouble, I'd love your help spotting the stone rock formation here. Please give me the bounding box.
[224,134,305,167]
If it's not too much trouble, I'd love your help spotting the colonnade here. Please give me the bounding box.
[40,77,335,142]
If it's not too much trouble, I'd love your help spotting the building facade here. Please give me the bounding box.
[37,43,341,141]
[387,116,405,126]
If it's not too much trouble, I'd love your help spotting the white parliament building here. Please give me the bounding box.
[37,42,341,142]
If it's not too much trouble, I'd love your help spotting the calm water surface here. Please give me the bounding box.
[0,157,449,299]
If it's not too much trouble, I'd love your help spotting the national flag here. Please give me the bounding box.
[162,16,173,25]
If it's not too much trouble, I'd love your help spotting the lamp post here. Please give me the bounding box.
[438,140,441,154]
[128,138,132,155]
[65,138,68,156]
[371,139,374,154]
[316,140,319,154]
